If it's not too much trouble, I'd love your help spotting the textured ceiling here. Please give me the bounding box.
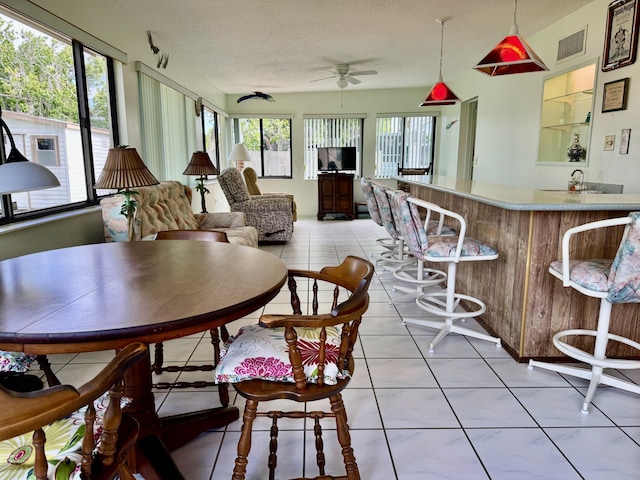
[107,0,594,94]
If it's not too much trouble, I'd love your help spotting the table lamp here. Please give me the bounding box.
[0,109,61,194]
[183,151,218,213]
[94,146,159,241]
[227,143,251,170]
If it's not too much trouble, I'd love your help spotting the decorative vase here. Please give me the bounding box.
[567,134,586,162]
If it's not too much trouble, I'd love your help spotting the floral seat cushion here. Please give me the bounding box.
[0,351,36,374]
[550,259,612,293]
[0,394,117,480]
[426,235,498,258]
[214,324,349,386]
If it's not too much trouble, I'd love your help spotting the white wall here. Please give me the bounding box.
[445,0,640,192]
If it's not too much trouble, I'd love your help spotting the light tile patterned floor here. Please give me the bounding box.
[51,219,640,479]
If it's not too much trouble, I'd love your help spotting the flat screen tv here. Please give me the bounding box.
[317,147,357,172]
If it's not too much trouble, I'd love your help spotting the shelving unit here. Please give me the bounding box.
[537,62,596,164]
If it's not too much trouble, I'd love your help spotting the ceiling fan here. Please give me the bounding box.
[311,63,378,89]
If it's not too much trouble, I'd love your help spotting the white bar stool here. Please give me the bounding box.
[389,190,501,351]
[374,184,446,302]
[529,213,640,412]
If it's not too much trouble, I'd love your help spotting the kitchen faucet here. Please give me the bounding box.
[569,169,584,191]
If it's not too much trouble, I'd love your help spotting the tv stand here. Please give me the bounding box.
[317,172,354,220]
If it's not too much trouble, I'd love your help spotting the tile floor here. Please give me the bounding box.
[50,219,640,479]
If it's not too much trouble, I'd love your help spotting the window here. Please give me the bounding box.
[375,115,436,178]
[304,116,363,179]
[231,117,291,177]
[202,105,220,171]
[33,137,59,166]
[0,7,119,222]
[138,66,198,183]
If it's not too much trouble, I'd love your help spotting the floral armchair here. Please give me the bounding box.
[218,168,294,242]
[243,167,297,222]
[100,180,258,247]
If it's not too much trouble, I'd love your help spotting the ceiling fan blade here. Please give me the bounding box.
[349,70,378,76]
[346,76,361,85]
[310,75,337,83]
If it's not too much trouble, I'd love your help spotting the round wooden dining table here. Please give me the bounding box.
[0,240,288,480]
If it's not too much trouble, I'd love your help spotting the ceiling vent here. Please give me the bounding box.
[557,26,587,63]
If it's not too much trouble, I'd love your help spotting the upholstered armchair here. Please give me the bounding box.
[100,180,258,247]
[243,167,297,221]
[218,168,294,242]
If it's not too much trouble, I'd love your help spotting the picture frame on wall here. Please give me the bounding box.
[620,128,631,154]
[602,78,629,112]
[602,0,639,71]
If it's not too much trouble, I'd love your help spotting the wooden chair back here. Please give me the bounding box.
[0,343,147,479]
[155,229,229,242]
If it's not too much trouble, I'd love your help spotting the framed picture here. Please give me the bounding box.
[602,0,639,71]
[602,78,629,112]
[620,128,631,154]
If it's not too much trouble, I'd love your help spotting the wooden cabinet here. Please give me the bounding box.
[317,173,354,220]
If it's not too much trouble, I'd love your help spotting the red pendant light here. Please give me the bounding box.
[474,0,548,76]
[420,18,460,107]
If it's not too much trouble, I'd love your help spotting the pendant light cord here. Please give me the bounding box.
[437,18,446,81]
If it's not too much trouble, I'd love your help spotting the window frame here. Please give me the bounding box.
[303,116,364,180]
[231,116,292,179]
[374,114,437,179]
[0,7,120,225]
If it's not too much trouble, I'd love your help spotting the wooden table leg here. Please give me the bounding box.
[122,347,239,478]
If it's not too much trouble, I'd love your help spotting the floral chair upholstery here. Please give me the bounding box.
[100,180,258,247]
[530,212,640,412]
[218,168,294,242]
[0,343,146,480]
[243,167,297,221]
[389,189,501,351]
[214,255,374,480]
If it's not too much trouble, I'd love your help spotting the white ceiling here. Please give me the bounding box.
[107,0,594,95]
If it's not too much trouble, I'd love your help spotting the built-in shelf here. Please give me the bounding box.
[537,61,597,165]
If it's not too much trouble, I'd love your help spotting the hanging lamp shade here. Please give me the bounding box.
[0,117,60,194]
[473,0,548,76]
[420,18,460,107]
[420,76,460,106]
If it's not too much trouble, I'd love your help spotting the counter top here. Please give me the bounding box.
[396,175,640,211]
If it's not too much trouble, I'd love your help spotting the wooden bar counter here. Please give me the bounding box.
[397,175,640,361]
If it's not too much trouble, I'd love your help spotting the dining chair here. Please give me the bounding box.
[529,212,640,412]
[0,342,146,480]
[215,255,374,480]
[0,352,60,392]
[153,229,230,405]
[389,189,501,351]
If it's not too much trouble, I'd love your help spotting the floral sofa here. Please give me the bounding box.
[100,180,258,247]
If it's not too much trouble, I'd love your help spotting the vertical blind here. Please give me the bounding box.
[303,117,363,179]
[138,70,198,182]
[375,115,436,178]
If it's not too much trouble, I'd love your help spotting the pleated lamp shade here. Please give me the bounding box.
[183,151,218,176]
[94,147,159,190]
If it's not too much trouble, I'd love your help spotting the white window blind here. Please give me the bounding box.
[303,117,363,180]
[138,69,198,182]
[375,115,436,178]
